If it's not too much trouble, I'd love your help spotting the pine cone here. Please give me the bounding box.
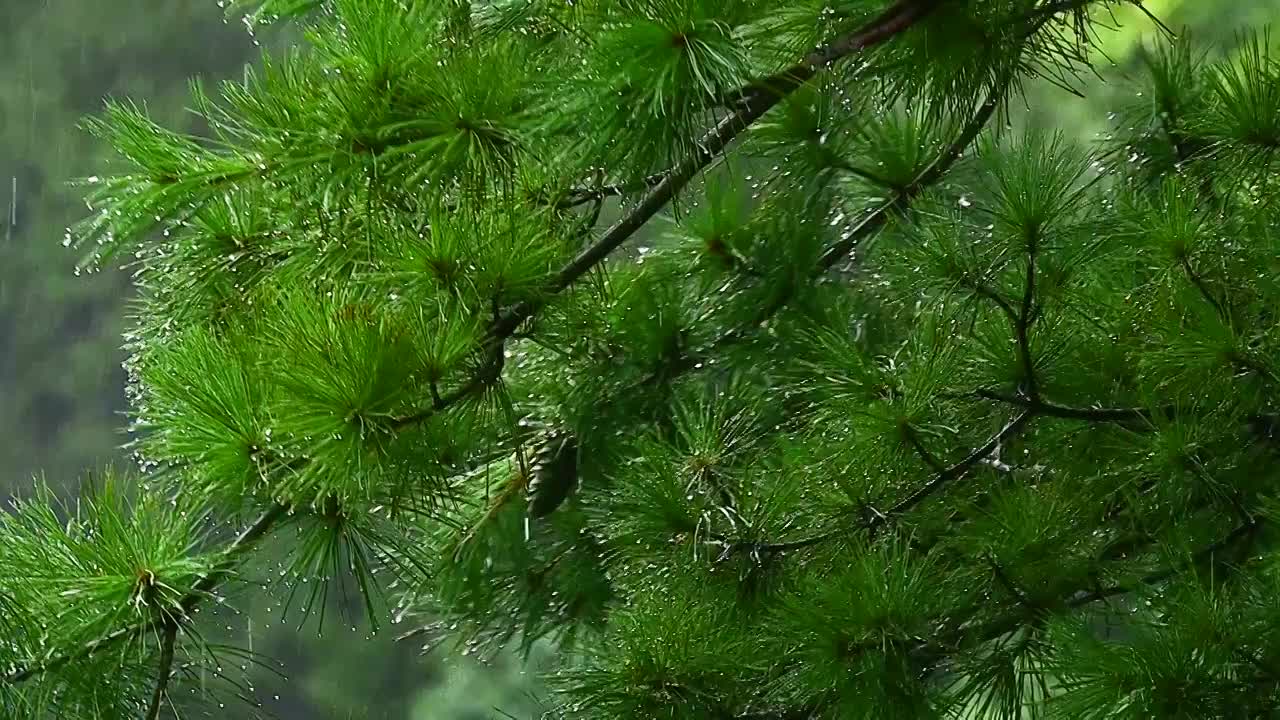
[526,427,579,518]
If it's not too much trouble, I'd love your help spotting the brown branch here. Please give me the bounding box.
[1017,228,1040,401]
[734,410,1033,555]
[557,171,670,209]
[975,388,1152,423]
[144,622,178,720]
[880,411,1033,521]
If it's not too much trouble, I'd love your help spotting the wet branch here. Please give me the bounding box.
[143,622,178,720]
[1181,256,1231,323]
[557,171,670,208]
[3,503,288,687]
[881,411,1034,521]
[1017,228,1040,401]
[492,0,944,340]
[733,410,1033,555]
[388,0,945,429]
[904,426,948,473]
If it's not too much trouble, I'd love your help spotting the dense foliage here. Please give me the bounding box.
[5,0,1280,718]
[0,5,537,716]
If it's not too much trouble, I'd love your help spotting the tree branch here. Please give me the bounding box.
[492,0,943,341]
[694,70,1014,362]
[1065,519,1262,609]
[975,388,1153,423]
[913,517,1264,672]
[726,0,944,109]
[2,9,954,691]
[557,171,670,209]
[388,0,945,429]
[1180,255,1231,323]
[986,553,1037,610]
[3,502,288,687]
[735,410,1033,555]
[143,622,178,720]
[1017,228,1040,401]
[816,70,1009,273]
[880,410,1034,522]
[904,426,947,473]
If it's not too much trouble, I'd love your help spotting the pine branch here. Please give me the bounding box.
[725,0,944,108]
[713,8,1065,355]
[975,389,1280,440]
[143,622,178,720]
[2,502,288,687]
[975,388,1153,423]
[879,410,1034,522]
[3,9,947,691]
[179,502,289,613]
[986,554,1038,610]
[904,426,948,473]
[943,517,1264,658]
[557,171,670,209]
[400,0,1107,432]
[819,91,1008,273]
[1074,518,1262,604]
[492,0,944,340]
[1180,256,1231,322]
[32,1,1265,716]
[1017,229,1041,401]
[650,71,1016,389]
[733,410,1033,555]
[392,0,945,429]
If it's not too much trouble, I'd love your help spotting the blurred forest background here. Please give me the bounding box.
[1,1,1277,717]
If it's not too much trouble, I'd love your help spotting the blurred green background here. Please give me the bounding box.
[1,1,1276,717]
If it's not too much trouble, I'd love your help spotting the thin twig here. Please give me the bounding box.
[144,622,178,720]
[904,427,948,473]
[975,388,1152,423]
[816,68,1009,273]
[736,410,1033,555]
[986,554,1037,610]
[696,69,1014,361]
[1180,256,1230,323]
[1017,228,1040,401]
[971,282,1020,324]
[915,517,1264,669]
[1064,522,1262,610]
[881,411,1034,521]
[557,171,669,208]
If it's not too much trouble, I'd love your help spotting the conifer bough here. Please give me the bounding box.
[6,0,1280,718]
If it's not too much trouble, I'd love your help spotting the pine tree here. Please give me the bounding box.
[4,0,1280,718]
